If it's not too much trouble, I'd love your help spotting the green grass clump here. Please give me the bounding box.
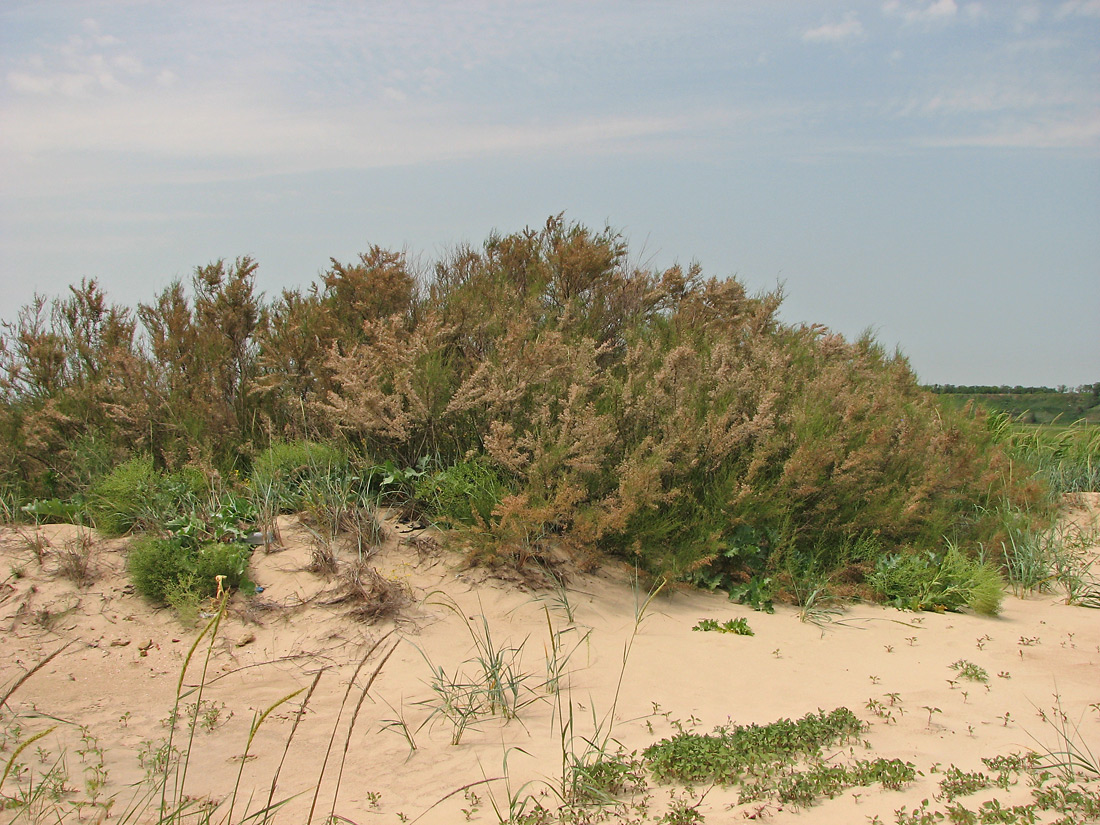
[868,543,1004,616]
[250,440,349,512]
[87,456,173,535]
[128,536,253,606]
[415,457,512,528]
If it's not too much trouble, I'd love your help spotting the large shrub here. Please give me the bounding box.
[0,216,1049,599]
[315,217,1044,590]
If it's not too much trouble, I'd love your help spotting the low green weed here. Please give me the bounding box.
[950,660,990,683]
[740,757,916,808]
[692,617,753,636]
[938,766,994,801]
[643,707,865,785]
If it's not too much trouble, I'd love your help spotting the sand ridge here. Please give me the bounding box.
[0,495,1097,823]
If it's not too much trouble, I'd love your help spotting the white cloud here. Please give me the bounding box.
[6,72,55,96]
[802,16,865,43]
[922,113,1100,150]
[1014,5,1042,29]
[3,19,144,98]
[1057,0,1100,17]
[890,80,1086,120]
[82,18,121,47]
[0,86,702,188]
[884,0,959,24]
[113,55,143,76]
[6,70,97,97]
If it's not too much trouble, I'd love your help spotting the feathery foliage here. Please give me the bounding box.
[0,216,1054,604]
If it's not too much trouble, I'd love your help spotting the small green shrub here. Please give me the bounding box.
[88,456,168,535]
[128,535,194,602]
[869,543,1003,616]
[128,536,253,606]
[415,458,512,527]
[194,542,252,592]
[250,440,348,512]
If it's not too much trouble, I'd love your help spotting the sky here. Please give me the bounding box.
[1,0,1097,388]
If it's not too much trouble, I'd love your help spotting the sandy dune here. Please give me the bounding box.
[1,496,1097,824]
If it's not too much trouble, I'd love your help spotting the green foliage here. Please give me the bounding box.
[88,456,176,535]
[0,217,1050,594]
[568,750,648,805]
[20,497,86,525]
[128,536,252,607]
[127,536,193,602]
[249,440,348,512]
[415,457,512,527]
[893,748,1100,825]
[740,757,916,808]
[164,488,255,546]
[643,707,865,785]
[939,766,994,800]
[692,617,753,636]
[868,543,1004,615]
[950,660,990,683]
[1000,420,1100,494]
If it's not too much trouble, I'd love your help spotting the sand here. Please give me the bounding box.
[1,495,1097,824]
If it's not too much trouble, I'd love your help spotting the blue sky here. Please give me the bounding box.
[2,0,1097,387]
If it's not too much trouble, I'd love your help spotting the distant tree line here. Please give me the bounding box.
[927,384,1100,398]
